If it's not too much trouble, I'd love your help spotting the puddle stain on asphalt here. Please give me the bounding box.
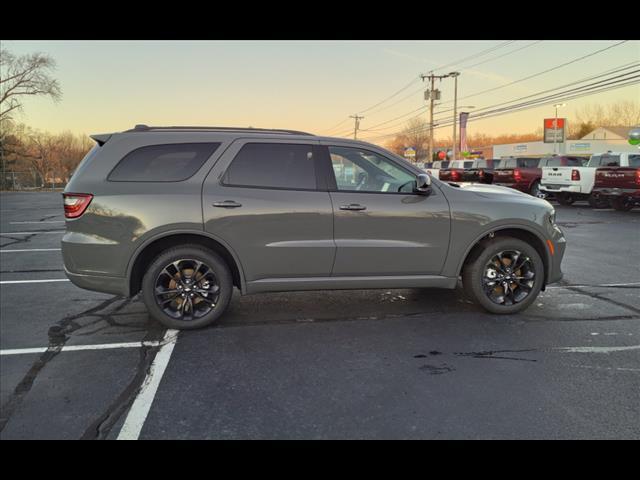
[419,364,455,375]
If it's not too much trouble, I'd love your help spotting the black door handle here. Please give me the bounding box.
[339,204,366,211]
[212,201,242,208]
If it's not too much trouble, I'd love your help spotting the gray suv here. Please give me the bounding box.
[62,125,566,329]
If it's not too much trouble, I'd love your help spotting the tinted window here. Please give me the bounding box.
[521,158,541,168]
[109,143,219,182]
[588,154,621,167]
[330,146,415,193]
[224,143,317,190]
[629,155,640,168]
[543,156,584,167]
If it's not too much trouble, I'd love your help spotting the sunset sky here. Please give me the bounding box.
[3,40,639,144]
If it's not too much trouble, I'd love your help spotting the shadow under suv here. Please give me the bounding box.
[62,125,566,329]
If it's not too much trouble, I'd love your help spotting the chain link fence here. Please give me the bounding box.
[1,170,67,191]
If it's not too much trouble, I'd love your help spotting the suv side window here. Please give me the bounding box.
[223,143,318,190]
[108,143,220,182]
[329,146,415,193]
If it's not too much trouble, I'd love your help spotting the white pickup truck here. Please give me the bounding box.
[540,152,637,207]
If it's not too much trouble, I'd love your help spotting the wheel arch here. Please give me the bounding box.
[127,230,245,297]
[457,225,551,288]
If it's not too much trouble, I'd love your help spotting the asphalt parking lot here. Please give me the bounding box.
[1,191,638,439]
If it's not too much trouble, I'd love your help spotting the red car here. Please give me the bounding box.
[493,157,543,196]
[591,155,640,211]
[494,156,587,197]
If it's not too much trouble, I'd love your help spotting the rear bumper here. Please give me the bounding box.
[64,266,129,297]
[592,187,640,198]
[540,184,581,193]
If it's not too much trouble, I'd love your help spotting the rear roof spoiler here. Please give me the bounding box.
[90,134,112,146]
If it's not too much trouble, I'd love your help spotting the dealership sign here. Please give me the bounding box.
[543,118,566,143]
[404,147,416,159]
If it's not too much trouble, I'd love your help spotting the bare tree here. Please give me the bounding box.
[385,118,430,160]
[0,49,62,121]
[575,100,640,129]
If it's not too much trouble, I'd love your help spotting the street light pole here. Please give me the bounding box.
[450,72,460,161]
[553,103,566,154]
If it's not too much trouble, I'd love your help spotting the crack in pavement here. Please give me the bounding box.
[558,280,640,315]
[79,327,166,440]
[0,295,164,439]
[0,296,124,433]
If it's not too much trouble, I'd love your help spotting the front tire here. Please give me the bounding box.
[462,237,544,314]
[141,245,233,330]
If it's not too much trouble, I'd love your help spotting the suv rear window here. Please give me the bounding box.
[223,143,317,190]
[108,143,220,182]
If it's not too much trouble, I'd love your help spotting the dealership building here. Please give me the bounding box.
[491,126,639,158]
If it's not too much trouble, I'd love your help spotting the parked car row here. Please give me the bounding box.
[421,152,639,211]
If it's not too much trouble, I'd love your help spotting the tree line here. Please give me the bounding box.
[1,120,93,188]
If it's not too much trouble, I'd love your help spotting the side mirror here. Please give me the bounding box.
[414,173,432,195]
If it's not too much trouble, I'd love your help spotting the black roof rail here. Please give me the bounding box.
[125,124,314,136]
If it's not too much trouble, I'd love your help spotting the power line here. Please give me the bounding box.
[458,40,543,70]
[321,40,519,133]
[437,40,630,107]
[326,41,632,139]
[359,76,639,143]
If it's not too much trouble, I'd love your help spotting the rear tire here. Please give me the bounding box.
[588,193,609,209]
[141,245,233,330]
[462,237,544,315]
[556,193,575,205]
[529,181,541,197]
[611,197,634,211]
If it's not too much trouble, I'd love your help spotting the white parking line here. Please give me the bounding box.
[547,282,640,289]
[117,329,179,440]
[0,231,65,235]
[554,345,640,354]
[0,279,69,284]
[9,221,64,224]
[0,248,61,253]
[0,340,166,356]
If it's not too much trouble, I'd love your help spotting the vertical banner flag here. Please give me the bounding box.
[459,112,469,153]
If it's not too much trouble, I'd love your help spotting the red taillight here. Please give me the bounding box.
[636,169,640,186]
[513,168,522,182]
[451,170,460,181]
[571,169,581,181]
[63,193,93,219]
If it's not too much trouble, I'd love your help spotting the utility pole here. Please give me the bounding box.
[350,115,364,140]
[450,72,460,161]
[421,72,452,163]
